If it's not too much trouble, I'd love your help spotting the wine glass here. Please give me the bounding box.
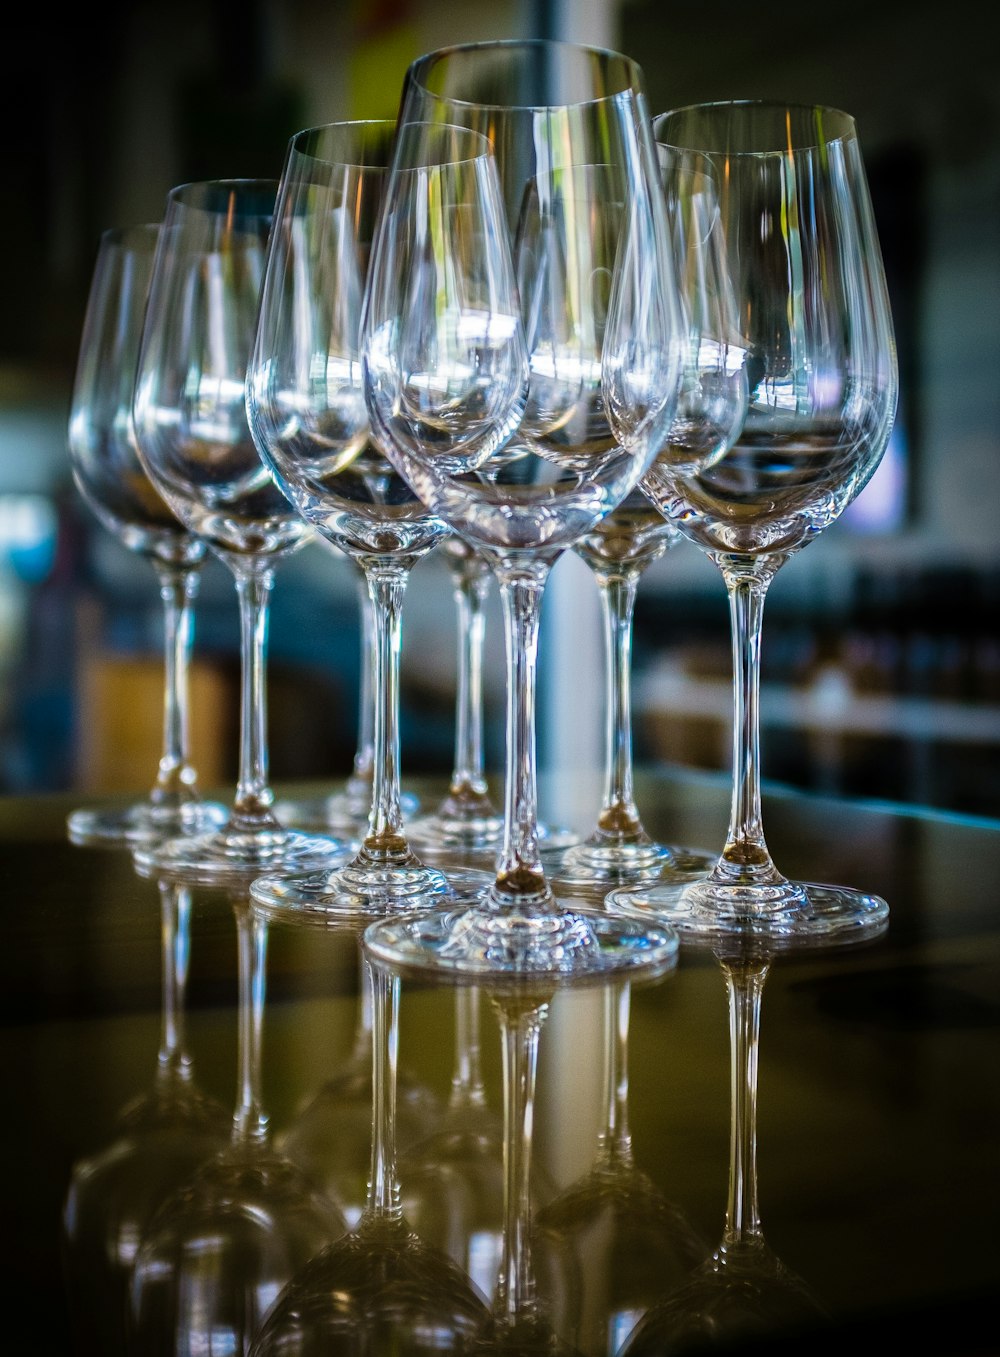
[245,120,492,919]
[531,978,707,1355]
[130,178,350,887]
[247,953,493,1355]
[65,221,226,847]
[552,153,748,890]
[607,100,898,942]
[61,878,230,1354]
[361,39,684,980]
[128,894,348,1354]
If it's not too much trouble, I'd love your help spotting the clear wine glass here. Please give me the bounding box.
[130,179,350,887]
[531,978,707,1355]
[607,101,898,943]
[552,154,748,890]
[247,953,493,1355]
[65,221,226,847]
[246,120,492,919]
[361,40,684,980]
[128,895,348,1354]
[61,878,230,1354]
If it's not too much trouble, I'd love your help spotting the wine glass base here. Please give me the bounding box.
[605,877,889,947]
[407,812,580,856]
[133,824,352,888]
[274,788,420,834]
[250,858,493,924]
[363,900,679,982]
[549,838,715,890]
[67,799,228,848]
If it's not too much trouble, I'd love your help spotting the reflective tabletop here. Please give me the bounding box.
[2,767,997,1354]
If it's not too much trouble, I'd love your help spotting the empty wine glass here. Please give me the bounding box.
[246,120,491,919]
[361,40,684,980]
[608,101,898,942]
[531,978,707,1355]
[130,179,350,887]
[129,895,348,1354]
[66,221,226,847]
[61,878,230,1354]
[552,153,747,891]
[247,953,492,1355]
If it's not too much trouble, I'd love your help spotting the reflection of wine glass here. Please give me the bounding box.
[362,40,683,981]
[532,978,707,1355]
[60,879,230,1355]
[131,178,349,886]
[398,985,508,1303]
[248,955,492,1354]
[275,567,421,833]
[246,120,491,918]
[276,936,443,1228]
[65,222,226,847]
[129,896,347,1354]
[619,935,862,1355]
[608,101,898,942]
[553,157,746,890]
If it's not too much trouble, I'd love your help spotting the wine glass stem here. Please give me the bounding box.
[348,568,376,796]
[233,903,270,1147]
[449,556,490,799]
[157,880,193,1081]
[368,959,402,1222]
[722,958,769,1245]
[151,560,202,806]
[232,568,278,826]
[720,563,780,877]
[362,562,411,849]
[595,568,644,839]
[493,993,550,1327]
[495,564,551,898]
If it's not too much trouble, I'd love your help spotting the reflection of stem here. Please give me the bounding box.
[492,991,551,1330]
[719,957,769,1249]
[493,561,552,904]
[452,986,488,1114]
[367,959,402,1223]
[150,561,202,809]
[232,902,270,1148]
[157,880,193,1084]
[230,568,281,830]
[597,980,633,1171]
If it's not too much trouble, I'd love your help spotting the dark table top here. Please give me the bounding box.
[3,767,998,1355]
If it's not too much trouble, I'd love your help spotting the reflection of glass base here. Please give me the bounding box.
[605,876,889,947]
[364,901,679,981]
[550,837,715,889]
[275,788,421,835]
[250,857,493,924]
[67,799,228,848]
[133,823,351,888]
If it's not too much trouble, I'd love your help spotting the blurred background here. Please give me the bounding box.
[1,0,997,817]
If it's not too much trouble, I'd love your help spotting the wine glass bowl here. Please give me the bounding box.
[608,100,898,942]
[65,221,226,847]
[130,178,349,886]
[361,39,685,981]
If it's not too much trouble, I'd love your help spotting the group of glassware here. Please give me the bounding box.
[67,37,899,985]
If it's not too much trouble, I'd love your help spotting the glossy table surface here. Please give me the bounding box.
[2,766,998,1354]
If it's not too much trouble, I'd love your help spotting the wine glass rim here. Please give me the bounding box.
[653,99,858,154]
[165,177,280,209]
[100,221,160,248]
[287,118,493,171]
[404,36,646,114]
